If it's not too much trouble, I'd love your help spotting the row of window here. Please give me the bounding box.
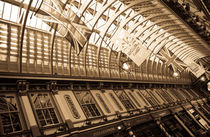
[0,88,200,135]
[0,20,190,83]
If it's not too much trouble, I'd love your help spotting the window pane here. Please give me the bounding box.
[74,91,101,118]
[29,93,60,127]
[0,95,22,134]
[114,90,135,110]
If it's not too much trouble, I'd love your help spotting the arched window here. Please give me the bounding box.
[64,95,80,119]
[109,93,123,111]
[96,93,111,113]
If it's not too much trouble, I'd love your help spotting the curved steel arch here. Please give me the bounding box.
[68,0,209,80]
[19,0,33,73]
[180,49,203,61]
[182,51,202,61]
[173,44,203,60]
[160,35,195,50]
[146,28,186,49]
[77,1,94,19]
[97,0,153,77]
[118,5,164,29]
[177,48,199,61]
[152,32,196,55]
[170,40,205,58]
[133,19,174,37]
[172,42,202,54]
[128,14,171,33]
[166,36,199,50]
[169,39,201,50]
[143,28,186,53]
[141,24,183,42]
[79,0,117,77]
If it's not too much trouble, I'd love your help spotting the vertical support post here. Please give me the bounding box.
[108,48,112,78]
[194,105,210,125]
[83,43,88,77]
[118,52,121,79]
[50,24,58,75]
[7,24,11,72]
[174,114,195,137]
[17,80,41,137]
[19,0,33,73]
[156,119,172,137]
[69,42,72,76]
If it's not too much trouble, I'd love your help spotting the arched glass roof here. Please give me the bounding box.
[0,0,209,81]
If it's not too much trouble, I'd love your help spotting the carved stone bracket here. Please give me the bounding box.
[48,81,58,94]
[17,80,29,96]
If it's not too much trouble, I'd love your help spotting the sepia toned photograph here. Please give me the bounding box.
[0,0,209,136]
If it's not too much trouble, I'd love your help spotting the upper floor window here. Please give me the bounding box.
[114,90,135,110]
[146,89,161,104]
[74,91,101,118]
[136,91,150,106]
[109,93,123,111]
[0,94,23,135]
[96,93,111,113]
[158,89,173,103]
[29,93,60,127]
[64,95,80,119]
[139,90,157,106]
[128,92,141,107]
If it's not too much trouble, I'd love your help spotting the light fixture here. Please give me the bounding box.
[117,126,122,130]
[128,130,134,136]
[173,71,180,78]
[122,62,131,70]
[200,76,206,81]
[207,81,210,91]
[103,117,108,121]
[85,120,91,125]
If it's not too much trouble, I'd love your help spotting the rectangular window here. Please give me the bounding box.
[169,89,185,101]
[0,94,23,135]
[74,91,102,118]
[179,89,192,100]
[136,91,150,106]
[114,90,135,110]
[29,93,60,127]
[139,89,158,106]
[146,89,161,104]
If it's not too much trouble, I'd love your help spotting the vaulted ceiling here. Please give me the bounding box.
[0,0,209,82]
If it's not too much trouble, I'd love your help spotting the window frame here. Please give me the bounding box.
[114,90,136,111]
[127,91,141,108]
[28,91,62,128]
[73,90,103,119]
[0,93,27,135]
